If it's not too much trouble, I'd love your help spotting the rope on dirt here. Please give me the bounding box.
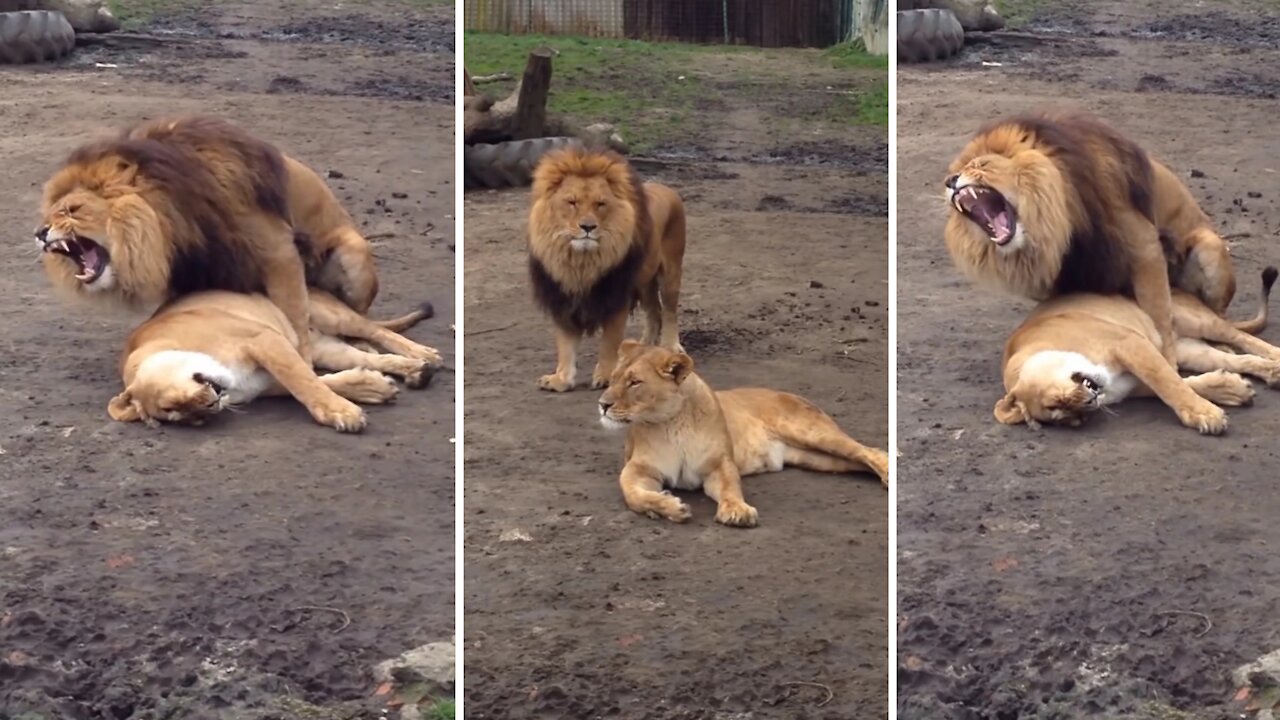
[780,681,834,707]
[1156,609,1212,638]
[290,605,352,634]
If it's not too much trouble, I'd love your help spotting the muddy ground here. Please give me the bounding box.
[463,47,889,717]
[897,1,1280,718]
[0,2,455,718]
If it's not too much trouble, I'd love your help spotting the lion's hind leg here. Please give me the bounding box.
[766,394,889,487]
[1178,336,1280,389]
[309,293,443,366]
[1175,227,1236,315]
[313,333,433,390]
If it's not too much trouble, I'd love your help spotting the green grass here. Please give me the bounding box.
[106,0,202,29]
[424,699,456,720]
[824,41,890,70]
[466,32,886,151]
[992,0,1045,29]
[465,33,709,152]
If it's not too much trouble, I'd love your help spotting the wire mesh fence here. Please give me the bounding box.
[463,0,862,48]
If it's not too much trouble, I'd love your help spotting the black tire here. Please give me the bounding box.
[0,10,74,64]
[897,8,964,63]
[464,137,585,190]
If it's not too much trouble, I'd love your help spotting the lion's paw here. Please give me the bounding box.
[1198,370,1255,407]
[715,500,759,528]
[639,492,691,523]
[865,450,891,487]
[538,373,575,392]
[312,398,368,433]
[1177,401,1228,436]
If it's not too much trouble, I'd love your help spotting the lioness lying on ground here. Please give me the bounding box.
[995,267,1280,434]
[108,290,442,432]
[597,341,889,528]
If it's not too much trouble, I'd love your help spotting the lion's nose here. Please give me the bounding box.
[945,174,960,190]
[35,226,49,244]
[579,221,598,234]
[599,400,614,413]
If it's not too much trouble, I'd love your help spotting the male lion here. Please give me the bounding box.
[528,148,686,391]
[597,341,889,528]
[108,290,442,432]
[944,109,1235,366]
[995,268,1280,434]
[37,116,380,360]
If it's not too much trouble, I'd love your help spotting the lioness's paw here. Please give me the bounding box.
[1203,370,1255,407]
[340,370,400,404]
[1254,361,1280,388]
[313,399,368,433]
[538,373,575,392]
[405,361,434,390]
[405,343,444,366]
[715,500,759,528]
[866,450,891,487]
[1177,402,1228,435]
[646,497,692,523]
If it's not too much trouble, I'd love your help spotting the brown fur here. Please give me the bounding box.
[996,268,1280,434]
[108,290,442,432]
[39,116,380,360]
[527,148,687,391]
[597,341,889,527]
[944,109,1236,365]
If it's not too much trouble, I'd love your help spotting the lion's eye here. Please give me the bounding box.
[566,199,578,207]
[596,201,606,209]
[628,378,642,388]
[66,204,82,215]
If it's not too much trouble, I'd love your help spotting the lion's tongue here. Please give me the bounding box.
[971,203,1012,245]
[990,211,1012,244]
[77,245,102,280]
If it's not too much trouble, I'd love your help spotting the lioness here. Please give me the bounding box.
[996,267,1280,434]
[597,341,889,527]
[108,290,442,432]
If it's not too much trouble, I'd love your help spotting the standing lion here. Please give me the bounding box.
[527,148,687,391]
[943,109,1235,365]
[36,116,380,359]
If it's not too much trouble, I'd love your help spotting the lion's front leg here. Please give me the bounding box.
[539,323,582,392]
[256,219,314,364]
[592,309,630,389]
[1116,337,1227,435]
[245,331,367,432]
[620,461,691,523]
[1125,213,1178,366]
[703,457,757,528]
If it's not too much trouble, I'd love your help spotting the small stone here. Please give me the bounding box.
[1190,168,1206,178]
[326,169,345,179]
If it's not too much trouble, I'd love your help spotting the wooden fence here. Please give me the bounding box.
[464,0,864,48]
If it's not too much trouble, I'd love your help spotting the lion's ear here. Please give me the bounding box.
[661,352,694,384]
[993,392,1027,426]
[619,339,644,360]
[107,390,142,422]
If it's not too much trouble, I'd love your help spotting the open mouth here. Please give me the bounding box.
[45,235,110,283]
[952,185,1017,246]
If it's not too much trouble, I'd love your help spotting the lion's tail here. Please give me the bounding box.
[1231,267,1277,335]
[374,301,435,332]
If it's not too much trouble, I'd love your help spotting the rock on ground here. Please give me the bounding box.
[374,638,456,692]
[39,0,119,33]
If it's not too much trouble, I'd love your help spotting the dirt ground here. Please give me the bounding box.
[896,1,1280,717]
[462,48,889,717]
[0,3,455,718]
